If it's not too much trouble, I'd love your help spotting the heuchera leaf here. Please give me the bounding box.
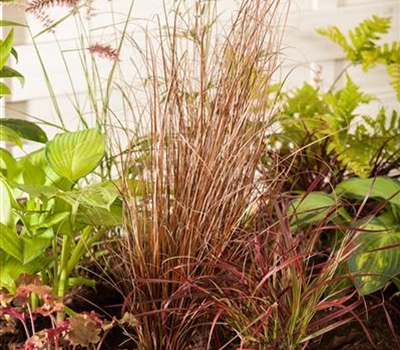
[67,314,101,346]
[46,129,105,183]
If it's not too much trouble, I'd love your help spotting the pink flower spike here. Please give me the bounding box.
[88,43,120,62]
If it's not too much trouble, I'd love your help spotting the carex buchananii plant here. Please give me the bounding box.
[114,0,289,349]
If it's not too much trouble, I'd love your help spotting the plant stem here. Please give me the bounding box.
[66,227,105,277]
[56,234,72,321]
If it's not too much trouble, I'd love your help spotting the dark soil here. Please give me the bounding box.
[310,287,400,350]
[1,283,399,349]
[0,282,135,350]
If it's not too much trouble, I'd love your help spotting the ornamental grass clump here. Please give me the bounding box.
[208,194,365,349]
[115,0,287,348]
[112,1,381,348]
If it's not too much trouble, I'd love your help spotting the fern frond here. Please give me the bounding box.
[349,15,391,45]
[376,42,400,64]
[387,64,400,101]
[316,26,351,54]
[318,15,392,65]
[325,75,374,124]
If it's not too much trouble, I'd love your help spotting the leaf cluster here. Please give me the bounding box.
[290,176,400,295]
[266,15,400,191]
[317,15,400,100]
[0,21,25,96]
[0,275,136,349]
[0,126,122,301]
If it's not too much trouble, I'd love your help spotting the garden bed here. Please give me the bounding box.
[1,283,399,349]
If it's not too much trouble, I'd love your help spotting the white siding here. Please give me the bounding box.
[1,0,399,141]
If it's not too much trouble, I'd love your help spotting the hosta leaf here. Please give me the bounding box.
[0,223,23,262]
[77,199,123,227]
[0,118,47,143]
[0,253,51,293]
[0,20,27,27]
[18,184,60,198]
[0,268,16,294]
[336,176,400,207]
[0,178,13,227]
[22,228,54,264]
[19,148,71,190]
[46,129,105,183]
[289,192,337,226]
[0,29,14,69]
[0,177,19,228]
[59,181,119,210]
[0,148,18,180]
[349,220,400,295]
[0,125,23,147]
[0,81,11,95]
[0,66,24,87]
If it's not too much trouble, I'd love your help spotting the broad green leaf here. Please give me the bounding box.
[45,211,70,226]
[59,181,119,210]
[0,29,14,69]
[0,147,18,179]
[0,178,12,227]
[0,177,19,227]
[0,125,23,147]
[0,223,23,261]
[29,211,70,231]
[0,81,11,95]
[77,199,123,227]
[288,192,338,226]
[18,184,60,198]
[0,272,15,293]
[0,253,51,293]
[22,228,54,264]
[0,66,24,87]
[46,129,105,183]
[0,118,47,143]
[19,148,71,190]
[336,176,400,207]
[0,255,16,293]
[0,20,26,27]
[349,219,400,295]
